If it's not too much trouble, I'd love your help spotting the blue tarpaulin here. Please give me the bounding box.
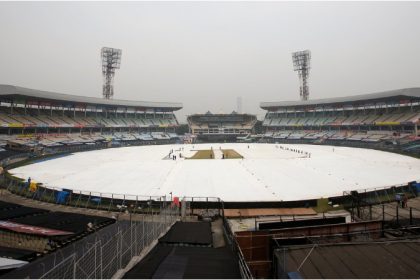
[56,191,69,204]
[288,272,302,279]
[91,197,101,204]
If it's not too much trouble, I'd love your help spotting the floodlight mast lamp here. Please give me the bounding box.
[101,47,122,99]
[292,50,311,101]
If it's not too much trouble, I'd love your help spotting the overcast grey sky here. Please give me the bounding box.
[1,1,420,122]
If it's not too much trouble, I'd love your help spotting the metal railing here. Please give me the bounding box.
[344,183,419,204]
[4,179,169,213]
[1,170,229,215]
[222,217,253,279]
[353,202,420,227]
[329,182,419,210]
[0,152,32,167]
[338,182,420,227]
[37,205,178,279]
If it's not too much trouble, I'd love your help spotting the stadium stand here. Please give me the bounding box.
[0,85,181,135]
[0,84,183,153]
[0,198,115,275]
[260,88,420,157]
[187,111,257,142]
[0,201,49,220]
[1,215,176,279]
[261,88,420,141]
[9,211,115,242]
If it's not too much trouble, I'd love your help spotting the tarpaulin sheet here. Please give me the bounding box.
[0,220,73,236]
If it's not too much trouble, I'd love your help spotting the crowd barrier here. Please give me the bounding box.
[328,182,419,208]
[2,176,173,214]
[327,183,420,227]
[356,203,420,227]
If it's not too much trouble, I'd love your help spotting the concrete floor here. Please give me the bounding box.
[228,209,351,232]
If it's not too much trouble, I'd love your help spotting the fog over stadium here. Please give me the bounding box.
[1,2,420,278]
[0,1,420,122]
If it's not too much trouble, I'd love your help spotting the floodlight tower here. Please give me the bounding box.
[237,97,242,114]
[292,50,311,101]
[101,47,122,99]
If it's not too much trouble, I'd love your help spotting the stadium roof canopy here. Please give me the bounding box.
[260,88,420,110]
[0,85,182,111]
[277,240,420,279]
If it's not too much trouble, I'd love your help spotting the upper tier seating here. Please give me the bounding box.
[0,109,178,129]
[264,107,420,128]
